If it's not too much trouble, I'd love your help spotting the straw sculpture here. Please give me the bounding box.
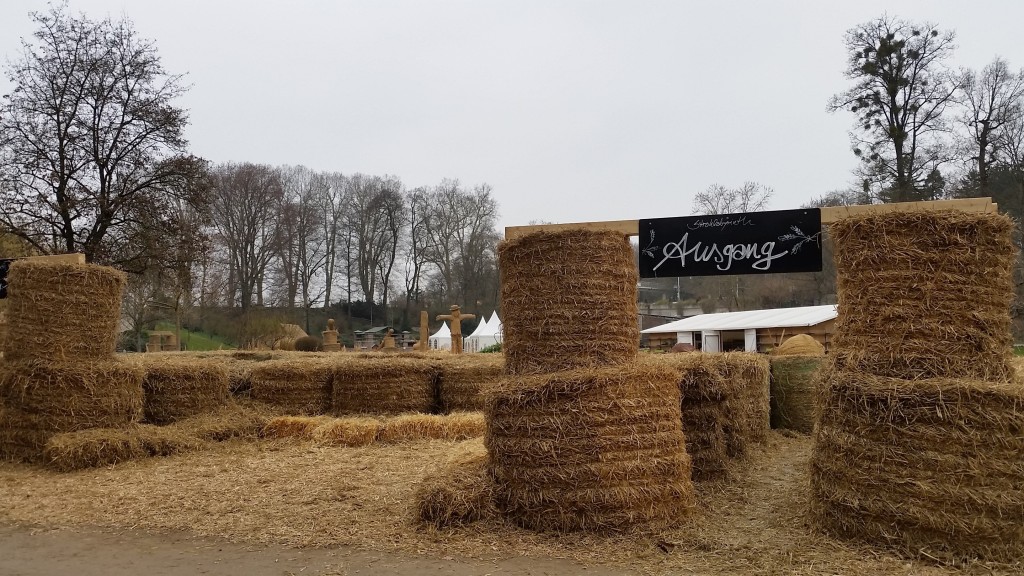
[2,260,126,361]
[811,210,1024,562]
[141,361,230,424]
[332,357,439,415]
[498,230,639,375]
[769,356,821,433]
[436,354,504,412]
[827,211,1016,381]
[414,439,497,528]
[248,358,333,415]
[772,334,825,356]
[0,359,144,462]
[811,369,1024,562]
[485,362,694,532]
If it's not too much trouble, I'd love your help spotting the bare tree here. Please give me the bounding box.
[400,187,433,327]
[692,182,772,215]
[0,5,199,267]
[320,172,348,308]
[209,163,282,310]
[956,58,1024,193]
[345,174,404,323]
[829,16,962,202]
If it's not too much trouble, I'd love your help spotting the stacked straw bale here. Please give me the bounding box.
[498,230,640,375]
[141,361,230,424]
[769,356,821,434]
[436,354,504,412]
[332,357,439,415]
[249,358,333,415]
[772,334,825,356]
[415,439,497,528]
[0,261,142,462]
[487,229,694,532]
[810,210,1024,562]
[649,352,770,480]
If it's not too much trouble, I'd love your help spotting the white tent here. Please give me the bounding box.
[468,311,502,352]
[428,321,451,350]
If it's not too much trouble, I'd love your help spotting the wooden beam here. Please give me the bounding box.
[504,198,997,239]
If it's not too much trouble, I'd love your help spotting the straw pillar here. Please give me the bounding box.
[810,211,1024,562]
[487,229,694,532]
[0,261,142,462]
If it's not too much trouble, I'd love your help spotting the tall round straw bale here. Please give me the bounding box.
[0,359,143,461]
[498,230,639,375]
[772,334,825,356]
[828,211,1016,381]
[485,362,694,532]
[248,359,333,415]
[810,367,1024,562]
[141,361,230,424]
[769,356,821,433]
[332,357,439,415]
[3,260,126,361]
[437,354,503,412]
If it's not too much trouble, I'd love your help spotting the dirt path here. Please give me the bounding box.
[0,524,632,576]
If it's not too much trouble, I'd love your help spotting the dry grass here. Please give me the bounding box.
[0,432,1010,575]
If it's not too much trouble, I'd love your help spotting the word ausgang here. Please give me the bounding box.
[652,233,789,273]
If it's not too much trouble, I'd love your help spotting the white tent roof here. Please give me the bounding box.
[430,322,451,339]
[466,316,488,339]
[641,305,837,334]
[478,312,501,336]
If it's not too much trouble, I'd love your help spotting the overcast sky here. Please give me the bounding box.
[3,1,1024,232]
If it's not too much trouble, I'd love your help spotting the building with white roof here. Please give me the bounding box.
[641,304,837,353]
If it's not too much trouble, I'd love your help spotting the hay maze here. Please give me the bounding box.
[1,209,1023,572]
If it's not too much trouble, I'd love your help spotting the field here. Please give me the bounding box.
[0,430,1008,575]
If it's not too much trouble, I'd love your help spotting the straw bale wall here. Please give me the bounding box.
[769,356,821,434]
[249,359,333,415]
[485,362,694,532]
[437,354,504,412]
[3,261,126,361]
[141,361,230,424]
[497,230,639,375]
[0,360,144,461]
[827,211,1016,381]
[811,210,1024,562]
[332,357,438,416]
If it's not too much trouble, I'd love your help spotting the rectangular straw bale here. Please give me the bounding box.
[41,424,203,473]
[0,359,144,461]
[377,412,486,443]
[262,415,334,439]
[3,261,126,362]
[332,357,439,416]
[169,401,273,441]
[436,354,504,412]
[248,358,333,415]
[309,416,382,446]
[141,360,230,424]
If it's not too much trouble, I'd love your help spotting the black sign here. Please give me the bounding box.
[638,209,822,278]
[0,258,14,299]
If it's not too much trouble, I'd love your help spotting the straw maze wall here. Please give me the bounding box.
[810,211,1024,563]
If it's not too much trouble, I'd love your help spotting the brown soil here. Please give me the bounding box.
[0,432,1018,575]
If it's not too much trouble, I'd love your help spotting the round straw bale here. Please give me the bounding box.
[248,358,333,415]
[772,334,824,356]
[294,336,324,352]
[828,211,1016,381]
[3,260,126,361]
[810,368,1024,562]
[332,357,439,416]
[414,438,497,528]
[437,354,503,412]
[485,361,694,532]
[670,343,696,353]
[141,361,230,425]
[770,356,821,433]
[498,229,639,375]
